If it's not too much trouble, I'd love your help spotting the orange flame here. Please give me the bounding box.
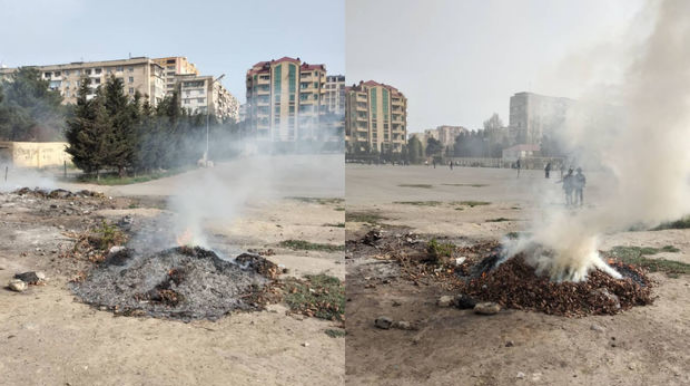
[176,228,193,247]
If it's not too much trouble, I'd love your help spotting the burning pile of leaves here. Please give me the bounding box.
[460,253,653,317]
[71,246,278,321]
[351,231,654,317]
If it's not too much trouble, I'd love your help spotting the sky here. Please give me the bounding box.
[346,0,646,132]
[0,0,345,104]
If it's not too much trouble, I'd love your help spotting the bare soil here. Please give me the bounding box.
[345,165,690,386]
[0,173,345,386]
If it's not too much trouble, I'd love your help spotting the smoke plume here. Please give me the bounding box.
[513,0,690,281]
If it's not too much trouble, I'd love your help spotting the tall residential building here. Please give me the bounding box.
[245,57,330,142]
[324,75,346,115]
[509,92,575,145]
[153,57,199,96]
[0,57,167,107]
[176,74,239,121]
[345,80,407,153]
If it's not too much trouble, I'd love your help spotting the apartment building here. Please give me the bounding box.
[324,75,346,115]
[345,80,407,153]
[509,92,575,145]
[153,57,199,96]
[1,57,167,107]
[177,74,239,121]
[245,57,330,142]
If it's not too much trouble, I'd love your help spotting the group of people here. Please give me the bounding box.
[545,162,587,207]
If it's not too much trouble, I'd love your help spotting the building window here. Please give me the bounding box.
[95,68,102,74]
[128,67,133,72]
[85,69,92,75]
[44,72,51,78]
[129,77,134,83]
[129,87,134,95]
[94,78,100,84]
[64,70,70,76]
[198,98,205,103]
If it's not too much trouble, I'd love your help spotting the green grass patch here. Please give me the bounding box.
[288,197,345,205]
[279,239,344,252]
[283,274,345,322]
[442,183,488,188]
[426,238,455,262]
[324,329,347,338]
[609,245,689,277]
[486,217,512,223]
[394,201,442,207]
[398,184,433,189]
[76,167,192,185]
[455,200,491,208]
[346,211,387,224]
[652,216,690,231]
[505,231,532,240]
[334,207,345,211]
[324,223,346,228]
[454,207,464,211]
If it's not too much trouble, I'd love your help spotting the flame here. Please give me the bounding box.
[481,272,486,278]
[176,228,193,247]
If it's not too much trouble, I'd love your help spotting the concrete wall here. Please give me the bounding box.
[0,142,71,168]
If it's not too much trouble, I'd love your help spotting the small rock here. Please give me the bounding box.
[14,271,40,284]
[454,294,477,309]
[393,321,412,330]
[454,257,467,266]
[302,342,310,347]
[591,324,605,333]
[474,302,501,315]
[375,316,393,329]
[505,340,514,347]
[516,372,526,379]
[437,295,453,308]
[8,279,28,292]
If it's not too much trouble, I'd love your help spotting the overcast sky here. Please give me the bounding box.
[346,0,645,132]
[0,0,345,104]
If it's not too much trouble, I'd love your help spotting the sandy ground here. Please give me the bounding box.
[0,155,345,386]
[345,165,690,386]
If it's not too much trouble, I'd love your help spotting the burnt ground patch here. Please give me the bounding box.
[71,246,277,321]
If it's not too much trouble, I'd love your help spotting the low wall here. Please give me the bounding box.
[0,142,71,168]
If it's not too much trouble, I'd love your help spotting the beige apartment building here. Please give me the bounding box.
[1,57,167,107]
[153,57,199,96]
[245,57,330,142]
[345,80,407,153]
[509,91,575,145]
[177,74,239,121]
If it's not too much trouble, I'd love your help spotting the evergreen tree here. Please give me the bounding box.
[104,76,136,177]
[65,80,113,180]
[0,67,65,141]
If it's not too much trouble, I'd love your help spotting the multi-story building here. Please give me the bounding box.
[345,80,407,153]
[245,57,331,142]
[177,74,239,121]
[435,125,468,148]
[0,57,167,107]
[509,92,575,145]
[153,57,199,96]
[324,75,346,116]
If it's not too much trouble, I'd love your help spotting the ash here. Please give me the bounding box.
[71,246,270,321]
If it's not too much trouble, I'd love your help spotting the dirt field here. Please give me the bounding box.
[0,155,345,386]
[345,165,690,386]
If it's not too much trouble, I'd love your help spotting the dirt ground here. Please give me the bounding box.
[0,156,345,386]
[345,165,690,386]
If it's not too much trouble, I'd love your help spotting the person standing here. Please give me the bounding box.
[449,161,453,171]
[574,167,586,207]
[516,158,521,178]
[545,162,552,179]
[563,168,574,207]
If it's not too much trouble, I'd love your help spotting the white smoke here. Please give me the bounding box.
[512,0,690,281]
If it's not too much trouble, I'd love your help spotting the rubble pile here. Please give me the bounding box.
[71,246,278,321]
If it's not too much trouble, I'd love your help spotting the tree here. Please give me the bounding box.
[0,67,65,141]
[65,80,114,180]
[483,113,504,131]
[408,136,424,164]
[425,137,443,158]
[104,76,136,177]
